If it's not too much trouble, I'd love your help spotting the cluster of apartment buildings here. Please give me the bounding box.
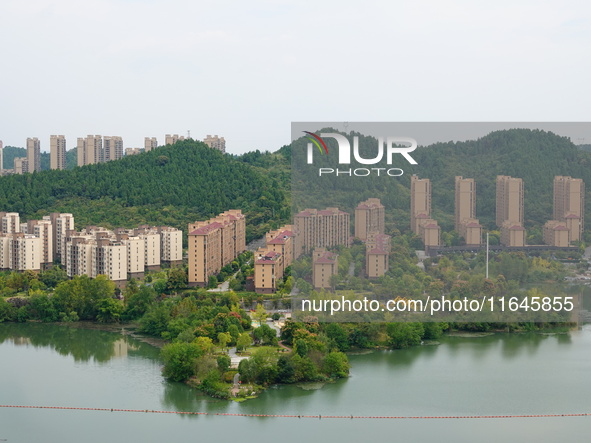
[0,212,74,271]
[65,225,182,284]
[188,210,246,287]
[290,198,393,291]
[253,226,294,293]
[0,211,182,285]
[411,174,585,248]
[0,134,227,175]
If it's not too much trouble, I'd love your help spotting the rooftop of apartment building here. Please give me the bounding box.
[296,208,348,217]
[267,230,293,245]
[314,250,338,264]
[356,198,383,210]
[189,222,223,236]
[255,250,281,264]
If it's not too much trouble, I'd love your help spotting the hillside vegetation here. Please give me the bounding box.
[0,140,288,242]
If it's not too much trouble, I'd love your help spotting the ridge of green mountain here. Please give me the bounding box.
[288,128,591,241]
[0,140,289,242]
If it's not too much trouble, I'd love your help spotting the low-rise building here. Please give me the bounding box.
[500,221,526,247]
[366,233,391,278]
[254,248,284,294]
[543,220,570,247]
[312,248,338,290]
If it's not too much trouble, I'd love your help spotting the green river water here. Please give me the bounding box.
[0,322,589,442]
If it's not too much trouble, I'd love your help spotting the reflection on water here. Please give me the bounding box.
[0,323,158,363]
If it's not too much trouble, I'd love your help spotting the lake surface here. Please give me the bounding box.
[0,322,589,443]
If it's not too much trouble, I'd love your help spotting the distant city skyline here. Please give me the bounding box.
[1,1,591,155]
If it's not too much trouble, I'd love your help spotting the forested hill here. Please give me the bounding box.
[0,140,289,241]
[289,128,591,239]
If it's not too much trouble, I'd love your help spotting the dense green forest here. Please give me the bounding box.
[290,128,591,239]
[0,141,289,242]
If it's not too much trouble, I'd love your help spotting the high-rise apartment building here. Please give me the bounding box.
[77,135,102,166]
[188,210,246,287]
[50,135,67,170]
[50,212,75,263]
[455,177,482,246]
[125,148,142,156]
[294,207,350,259]
[496,176,525,246]
[1,212,20,233]
[455,176,476,231]
[103,136,123,162]
[355,198,385,241]
[158,226,183,265]
[7,233,41,272]
[203,135,226,153]
[165,134,184,145]
[496,175,524,227]
[144,137,158,152]
[553,176,585,242]
[410,175,432,234]
[91,238,127,282]
[25,219,53,268]
[26,137,41,173]
[13,157,28,175]
[133,226,161,270]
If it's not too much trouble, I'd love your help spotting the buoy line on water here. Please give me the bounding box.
[0,405,590,420]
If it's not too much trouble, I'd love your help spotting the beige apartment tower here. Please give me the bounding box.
[77,135,103,166]
[294,207,350,259]
[27,137,41,173]
[103,136,123,162]
[144,137,158,152]
[410,175,432,234]
[203,135,226,153]
[454,176,482,245]
[13,157,28,175]
[355,198,385,241]
[188,210,246,287]
[455,176,476,231]
[553,176,585,242]
[165,134,184,145]
[496,176,524,227]
[50,135,67,170]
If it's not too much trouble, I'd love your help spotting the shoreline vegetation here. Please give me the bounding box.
[0,233,583,400]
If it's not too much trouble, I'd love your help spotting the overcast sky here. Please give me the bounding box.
[1,0,590,154]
